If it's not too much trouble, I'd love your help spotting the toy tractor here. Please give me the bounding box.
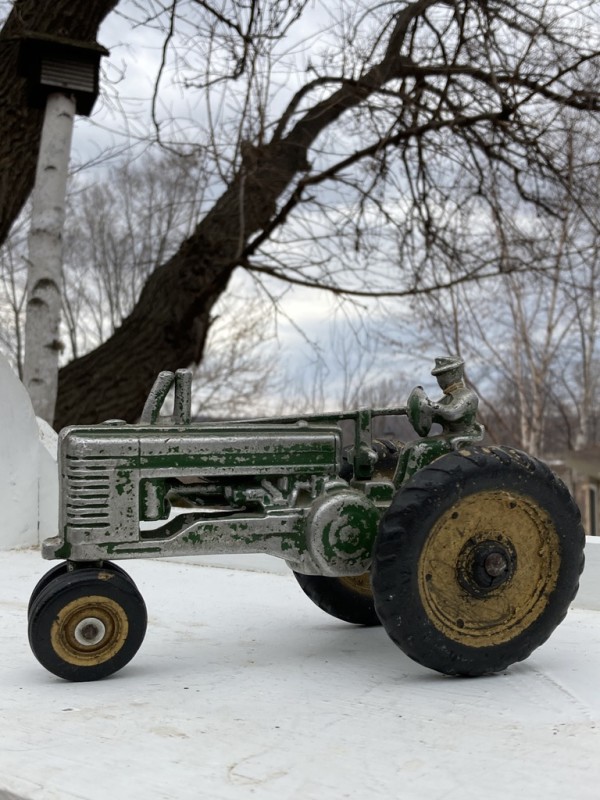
[27,358,585,681]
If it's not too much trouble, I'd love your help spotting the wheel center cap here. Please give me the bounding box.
[74,617,106,647]
[458,538,516,596]
[483,551,509,578]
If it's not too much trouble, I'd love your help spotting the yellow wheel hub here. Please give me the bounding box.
[50,595,129,667]
[418,490,561,647]
[339,573,372,597]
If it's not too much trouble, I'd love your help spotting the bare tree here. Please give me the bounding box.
[1,1,599,428]
[190,288,279,418]
[395,144,600,456]
[60,151,211,358]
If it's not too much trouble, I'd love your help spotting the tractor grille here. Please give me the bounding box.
[64,457,113,532]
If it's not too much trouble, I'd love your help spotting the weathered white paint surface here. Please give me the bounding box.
[1,550,600,800]
[36,416,59,543]
[23,91,76,423]
[0,353,58,549]
[574,536,600,610]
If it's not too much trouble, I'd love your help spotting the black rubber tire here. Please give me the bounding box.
[28,562,71,619]
[28,567,147,682]
[27,560,134,619]
[372,445,585,676]
[293,571,381,626]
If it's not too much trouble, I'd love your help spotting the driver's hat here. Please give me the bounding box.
[431,356,464,376]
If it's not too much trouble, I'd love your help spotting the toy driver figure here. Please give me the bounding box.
[407,356,482,440]
[429,356,480,435]
[397,356,483,483]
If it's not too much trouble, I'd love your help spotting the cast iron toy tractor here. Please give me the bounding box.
[27,359,585,681]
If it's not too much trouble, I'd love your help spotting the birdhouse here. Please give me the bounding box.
[18,32,109,116]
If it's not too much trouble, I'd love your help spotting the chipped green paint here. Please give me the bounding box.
[138,445,336,472]
[103,543,163,555]
[179,517,308,556]
[53,540,71,559]
[181,528,212,544]
[364,483,395,503]
[321,500,378,563]
[393,438,457,487]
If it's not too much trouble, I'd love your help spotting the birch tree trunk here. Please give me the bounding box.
[23,92,75,422]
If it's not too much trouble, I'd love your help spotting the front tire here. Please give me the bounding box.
[372,446,585,676]
[28,567,147,682]
[28,560,135,619]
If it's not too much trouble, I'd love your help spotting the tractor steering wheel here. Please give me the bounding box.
[407,386,434,437]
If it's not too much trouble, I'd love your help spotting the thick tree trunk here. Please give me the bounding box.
[54,142,309,427]
[55,249,231,428]
[0,0,118,247]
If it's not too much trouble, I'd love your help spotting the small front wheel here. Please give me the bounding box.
[28,567,147,682]
[293,571,381,626]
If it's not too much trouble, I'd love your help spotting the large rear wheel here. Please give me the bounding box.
[293,571,381,626]
[372,446,585,676]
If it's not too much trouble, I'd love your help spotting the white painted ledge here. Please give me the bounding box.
[575,536,600,610]
[1,549,600,800]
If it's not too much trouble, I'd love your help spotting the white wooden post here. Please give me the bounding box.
[23,91,76,424]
